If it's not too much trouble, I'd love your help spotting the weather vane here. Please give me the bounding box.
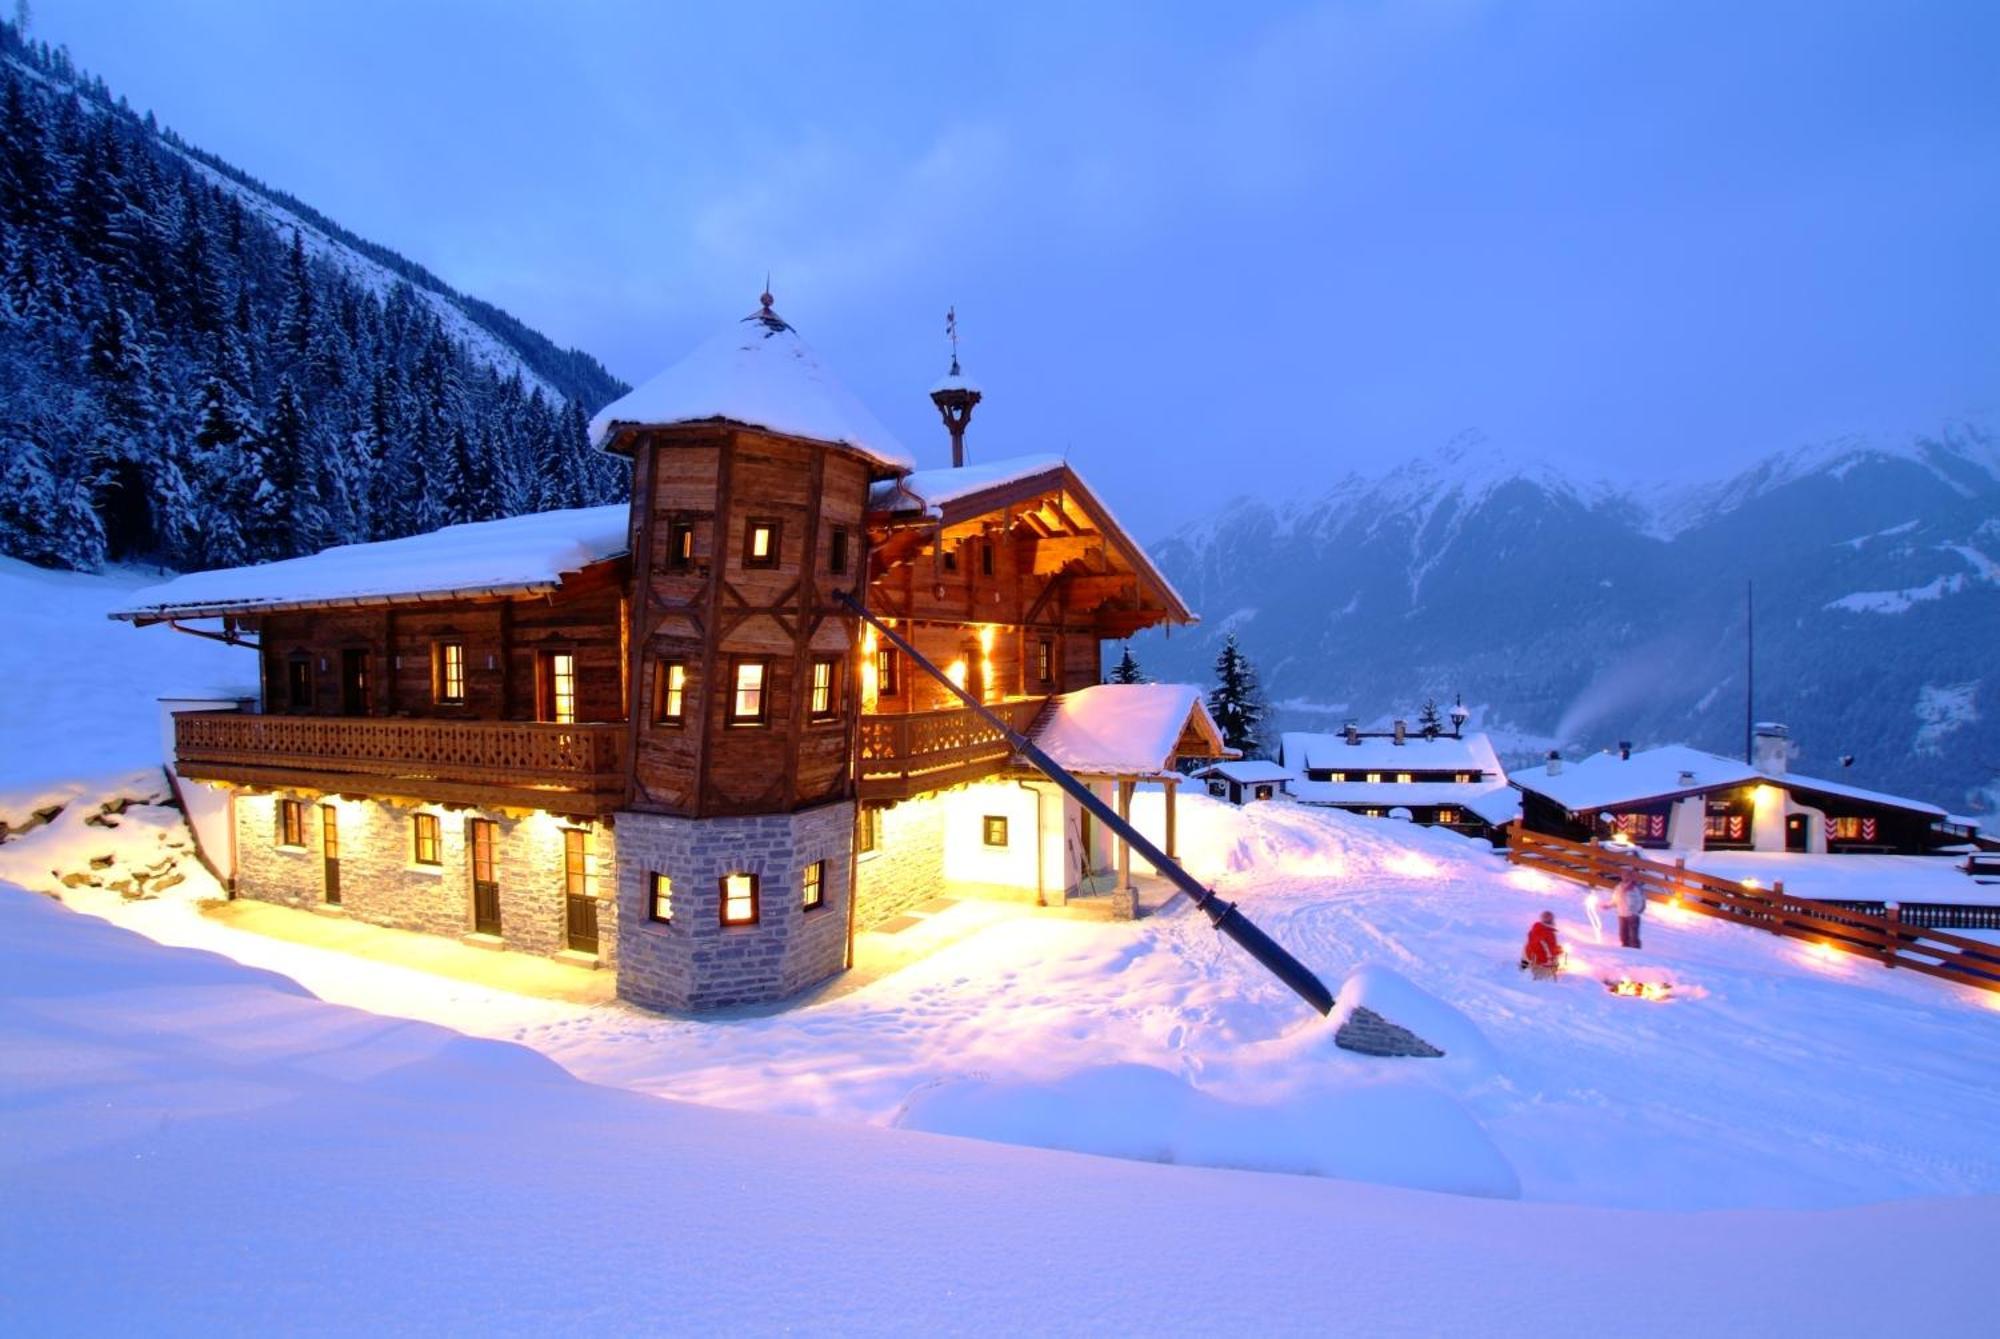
[945,305,960,374]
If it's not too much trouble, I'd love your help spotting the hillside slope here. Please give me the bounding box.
[1139,425,2000,813]
[0,21,626,573]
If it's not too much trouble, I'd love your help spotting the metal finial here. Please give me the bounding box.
[760,274,774,311]
[945,305,960,375]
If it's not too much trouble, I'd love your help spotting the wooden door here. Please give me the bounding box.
[320,804,341,905]
[339,648,370,715]
[1785,814,1808,853]
[563,827,597,953]
[468,818,501,935]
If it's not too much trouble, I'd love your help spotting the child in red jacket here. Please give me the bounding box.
[1521,911,1563,980]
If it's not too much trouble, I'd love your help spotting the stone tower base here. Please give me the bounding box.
[613,801,853,1011]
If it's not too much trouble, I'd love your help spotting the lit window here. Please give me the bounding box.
[1396,772,1412,784]
[563,829,592,896]
[412,813,441,866]
[666,521,696,570]
[1365,772,1382,784]
[983,815,1009,847]
[540,651,576,724]
[809,657,838,720]
[876,647,900,697]
[744,519,780,568]
[802,860,824,910]
[434,641,466,703]
[858,807,880,855]
[1831,816,1863,840]
[829,527,849,575]
[1456,772,1473,784]
[649,872,673,924]
[720,872,759,926]
[728,660,768,725]
[1438,808,1459,825]
[277,798,307,848]
[653,659,688,725]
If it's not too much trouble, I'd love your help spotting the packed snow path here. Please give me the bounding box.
[6,888,1997,1336]
[36,784,2000,1212]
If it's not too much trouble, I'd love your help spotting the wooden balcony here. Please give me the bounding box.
[857,697,1050,803]
[173,711,629,815]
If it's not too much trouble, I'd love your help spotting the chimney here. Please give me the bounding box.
[1546,750,1562,776]
[1678,770,1696,787]
[1618,740,1632,761]
[1393,719,1406,745]
[1752,722,1790,776]
[929,305,981,468]
[1345,722,1360,745]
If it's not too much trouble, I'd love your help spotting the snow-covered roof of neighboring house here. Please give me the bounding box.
[1513,745,1760,812]
[870,454,1193,625]
[1514,744,1949,820]
[1029,683,1228,777]
[1463,787,1522,827]
[589,303,915,472]
[1777,771,1947,819]
[110,505,629,621]
[1194,759,1294,785]
[1279,730,1503,777]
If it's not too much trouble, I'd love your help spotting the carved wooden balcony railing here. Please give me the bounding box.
[856,697,1050,802]
[173,711,628,814]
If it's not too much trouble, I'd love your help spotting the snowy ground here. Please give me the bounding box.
[0,557,249,790]
[10,888,1997,1336]
[1651,848,1998,907]
[8,565,2000,1330]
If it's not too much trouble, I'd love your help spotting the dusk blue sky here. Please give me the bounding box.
[28,1,2000,535]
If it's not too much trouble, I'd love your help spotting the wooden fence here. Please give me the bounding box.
[1509,829,2000,996]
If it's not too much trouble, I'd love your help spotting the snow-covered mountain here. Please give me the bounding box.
[1139,423,2000,815]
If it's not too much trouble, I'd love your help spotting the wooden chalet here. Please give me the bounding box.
[1513,729,1964,856]
[1278,723,1517,843]
[116,295,1211,1010]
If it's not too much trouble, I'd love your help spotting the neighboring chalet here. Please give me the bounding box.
[1195,759,1293,806]
[1278,720,1517,843]
[1513,725,1967,856]
[115,295,1220,1011]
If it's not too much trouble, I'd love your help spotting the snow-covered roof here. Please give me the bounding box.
[1279,730,1503,777]
[110,505,629,620]
[1463,787,1523,827]
[1779,771,1947,819]
[1513,745,1760,812]
[868,454,1066,516]
[1517,744,1953,820]
[1029,683,1227,776]
[590,304,914,472]
[1194,759,1295,785]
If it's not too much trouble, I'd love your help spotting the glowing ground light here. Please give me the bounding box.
[1800,940,1847,970]
[1604,978,1674,1001]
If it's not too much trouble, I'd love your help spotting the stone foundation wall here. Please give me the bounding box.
[613,801,851,1012]
[853,797,947,928]
[232,793,616,966]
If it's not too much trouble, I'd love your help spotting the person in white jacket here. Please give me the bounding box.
[1611,870,1647,949]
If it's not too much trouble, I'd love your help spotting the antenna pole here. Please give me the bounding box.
[1745,579,1755,764]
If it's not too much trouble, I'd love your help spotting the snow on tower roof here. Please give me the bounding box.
[109,504,630,621]
[1030,683,1228,776]
[589,300,915,471]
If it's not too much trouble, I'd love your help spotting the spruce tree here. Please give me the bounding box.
[1207,632,1268,758]
[1111,645,1145,684]
[1418,697,1444,738]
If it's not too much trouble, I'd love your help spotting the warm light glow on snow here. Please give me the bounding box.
[1800,941,1847,971]
[1384,851,1439,878]
[1506,868,1558,894]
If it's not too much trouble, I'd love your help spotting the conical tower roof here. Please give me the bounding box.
[590,293,914,471]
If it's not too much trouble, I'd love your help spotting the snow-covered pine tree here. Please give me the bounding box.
[1418,697,1444,738]
[1207,632,1269,758]
[1111,645,1146,684]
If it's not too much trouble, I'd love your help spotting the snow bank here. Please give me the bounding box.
[1331,964,1500,1073]
[893,1061,1520,1198]
[590,309,914,470]
[0,769,217,902]
[13,887,2000,1334]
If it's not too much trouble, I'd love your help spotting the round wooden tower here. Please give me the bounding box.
[592,294,914,1009]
